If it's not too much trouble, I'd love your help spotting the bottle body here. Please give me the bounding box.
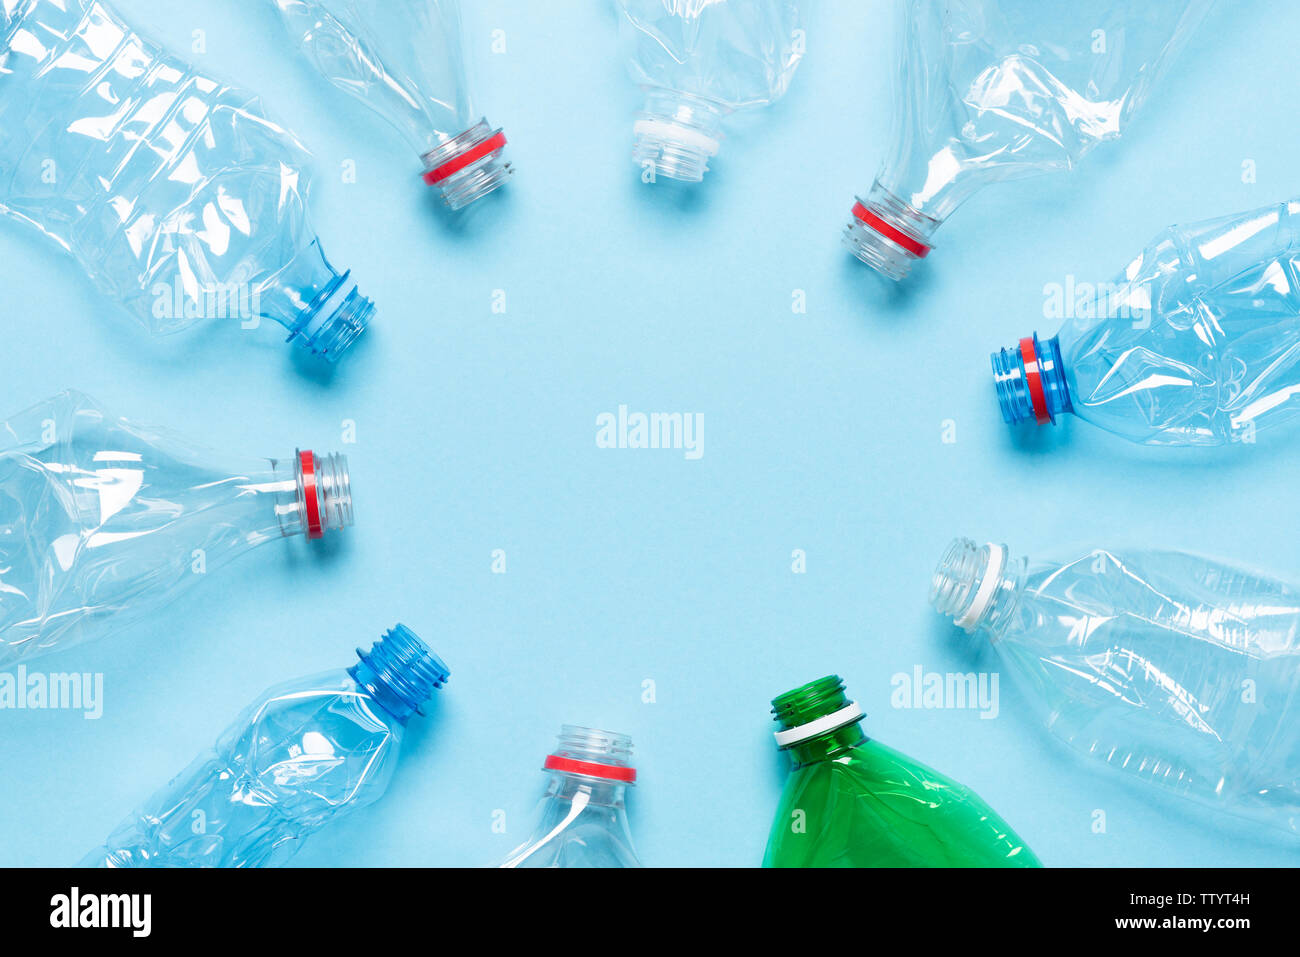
[994,200,1300,445]
[271,0,510,208]
[764,677,1040,867]
[82,626,449,867]
[616,0,803,182]
[0,391,351,667]
[500,726,641,868]
[0,0,371,359]
[847,0,1209,278]
[933,539,1300,833]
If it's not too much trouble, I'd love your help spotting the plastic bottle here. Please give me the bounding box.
[615,0,803,182]
[81,625,448,867]
[845,0,1211,280]
[499,726,642,867]
[993,199,1300,445]
[0,391,352,668]
[932,538,1300,835]
[0,0,371,360]
[270,0,510,209]
[764,676,1041,867]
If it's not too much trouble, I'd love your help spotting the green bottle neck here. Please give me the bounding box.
[786,723,867,769]
[771,675,868,769]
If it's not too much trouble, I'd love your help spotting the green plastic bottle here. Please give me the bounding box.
[763,676,1042,867]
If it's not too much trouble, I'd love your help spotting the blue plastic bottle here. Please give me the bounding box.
[81,626,448,868]
[0,0,371,361]
[992,199,1300,444]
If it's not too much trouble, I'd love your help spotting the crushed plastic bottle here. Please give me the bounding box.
[0,391,351,668]
[499,726,642,867]
[845,0,1211,279]
[932,538,1300,835]
[615,0,803,182]
[270,0,510,209]
[0,0,372,360]
[993,199,1300,445]
[764,676,1041,867]
[82,625,448,867]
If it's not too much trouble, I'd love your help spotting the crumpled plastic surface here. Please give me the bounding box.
[764,735,1040,867]
[1059,199,1300,445]
[0,0,325,334]
[881,0,1212,219]
[616,0,803,110]
[271,0,472,156]
[82,671,402,867]
[0,390,286,668]
[982,544,1300,834]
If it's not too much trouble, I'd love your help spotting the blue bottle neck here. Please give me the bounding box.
[991,333,1073,426]
[258,238,373,362]
[348,625,450,725]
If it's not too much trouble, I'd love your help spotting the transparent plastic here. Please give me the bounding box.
[81,625,449,867]
[616,0,803,182]
[993,199,1300,445]
[0,0,372,360]
[0,391,351,668]
[764,677,1040,867]
[499,726,642,868]
[846,0,1211,279]
[270,0,509,209]
[933,538,1300,835]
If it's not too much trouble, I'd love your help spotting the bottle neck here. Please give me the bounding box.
[771,675,869,769]
[786,723,868,769]
[844,179,943,281]
[261,450,352,540]
[930,539,1025,639]
[348,625,450,725]
[542,771,630,810]
[539,725,636,807]
[257,239,373,362]
[420,117,512,210]
[991,333,1074,426]
[632,89,725,183]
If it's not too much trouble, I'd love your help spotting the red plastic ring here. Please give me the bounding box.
[422,131,507,185]
[543,755,637,783]
[299,449,323,540]
[851,201,931,258]
[1019,337,1051,425]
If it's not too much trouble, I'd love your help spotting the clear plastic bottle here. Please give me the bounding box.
[846,0,1211,280]
[270,0,510,209]
[0,391,352,668]
[81,625,449,867]
[0,0,372,360]
[932,538,1300,835]
[615,0,803,183]
[499,726,642,868]
[764,676,1040,867]
[993,199,1300,445]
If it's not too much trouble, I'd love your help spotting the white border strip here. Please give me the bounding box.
[773,701,864,747]
[955,542,1003,631]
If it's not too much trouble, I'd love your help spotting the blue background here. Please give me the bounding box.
[2,0,1298,868]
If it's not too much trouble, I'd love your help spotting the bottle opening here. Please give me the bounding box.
[293,449,353,540]
[544,725,636,783]
[421,118,512,210]
[350,624,450,725]
[289,270,373,362]
[770,676,865,748]
[991,333,1072,425]
[930,538,1007,634]
[632,91,724,183]
[843,181,940,281]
